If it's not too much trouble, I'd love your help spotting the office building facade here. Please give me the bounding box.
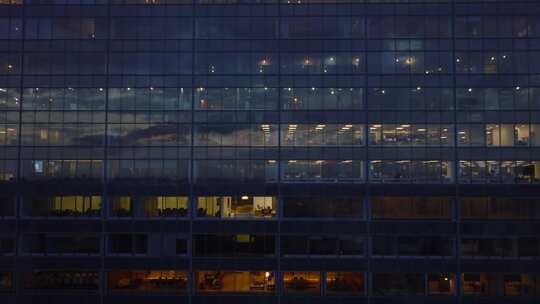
[0,0,540,303]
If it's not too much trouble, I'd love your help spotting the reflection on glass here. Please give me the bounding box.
[195,87,277,110]
[283,160,363,182]
[282,124,364,146]
[25,159,103,181]
[369,124,453,146]
[195,124,277,146]
[194,160,277,183]
[281,88,363,110]
[370,160,453,183]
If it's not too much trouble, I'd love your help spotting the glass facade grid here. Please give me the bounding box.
[0,0,540,302]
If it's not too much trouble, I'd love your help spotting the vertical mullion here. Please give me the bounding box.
[276,2,282,302]
[451,1,461,303]
[14,0,26,301]
[101,1,112,302]
[363,3,371,303]
[188,0,196,302]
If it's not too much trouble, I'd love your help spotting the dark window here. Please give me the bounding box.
[22,234,100,255]
[0,195,14,217]
[281,235,363,257]
[24,271,99,291]
[461,197,540,220]
[0,272,12,292]
[373,236,453,257]
[518,238,540,257]
[283,196,362,218]
[0,237,14,254]
[461,238,515,257]
[193,234,275,257]
[372,273,424,296]
[109,234,147,255]
[326,272,365,295]
[371,197,452,220]
[176,238,188,255]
